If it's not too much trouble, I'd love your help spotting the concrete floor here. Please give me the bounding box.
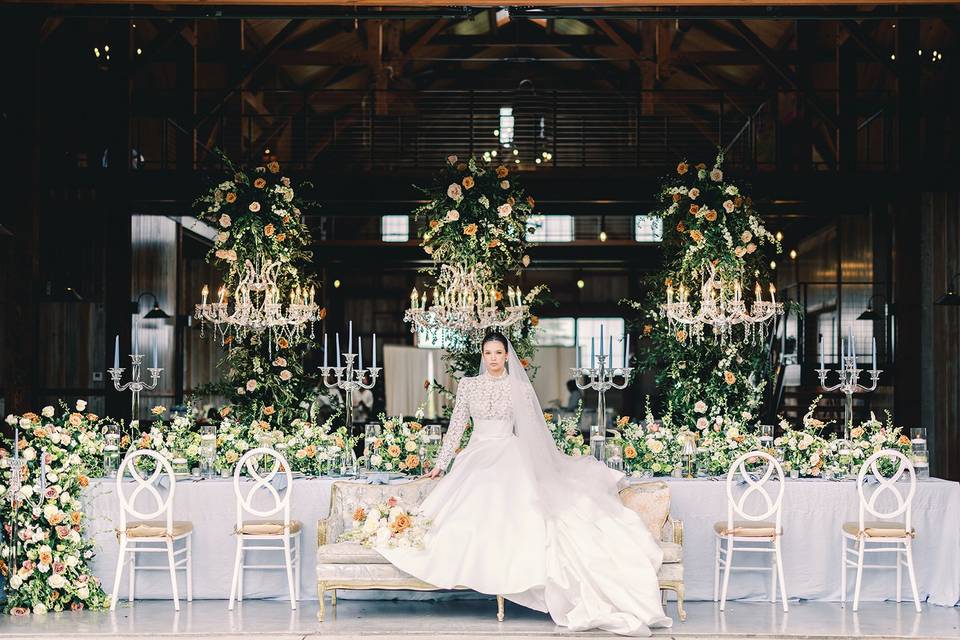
[0,599,957,639]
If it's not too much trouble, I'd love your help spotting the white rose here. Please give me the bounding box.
[696,417,709,430]
[47,574,67,589]
[370,455,383,467]
[41,406,55,418]
[65,555,79,568]
[216,231,230,244]
[23,448,36,462]
[77,585,90,600]
[384,462,394,471]
[76,399,88,411]
[20,417,33,429]
[445,209,460,222]
[5,414,16,426]
[404,440,418,452]
[497,203,512,218]
[362,516,381,534]
[375,527,392,546]
[34,603,48,615]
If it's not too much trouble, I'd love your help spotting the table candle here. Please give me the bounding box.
[623,334,630,367]
[373,333,377,368]
[599,324,604,359]
[849,325,856,362]
[358,335,364,370]
[323,333,329,367]
[872,337,877,370]
[576,344,581,369]
[608,335,613,362]
[591,337,595,367]
[114,334,120,369]
[348,321,353,352]
[336,332,341,365]
[152,336,158,368]
[819,335,824,370]
[13,427,18,460]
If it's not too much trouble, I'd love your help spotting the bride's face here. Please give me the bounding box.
[482,340,507,375]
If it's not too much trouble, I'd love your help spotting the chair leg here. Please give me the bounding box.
[228,537,243,611]
[713,537,720,602]
[770,545,777,603]
[166,538,181,612]
[110,537,128,611]
[675,584,687,622]
[774,537,789,613]
[317,583,326,622]
[896,545,903,603]
[186,535,193,602]
[331,590,337,607]
[497,595,505,621]
[128,548,136,602]
[237,542,244,603]
[719,537,734,611]
[853,539,866,612]
[904,539,921,613]
[282,535,297,610]
[294,534,301,601]
[840,538,847,607]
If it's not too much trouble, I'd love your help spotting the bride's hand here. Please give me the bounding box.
[424,466,444,478]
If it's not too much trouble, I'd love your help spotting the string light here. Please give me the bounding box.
[775,231,784,242]
[890,53,896,60]
[789,249,798,260]
[136,48,142,55]
[333,279,341,289]
[770,260,777,270]
[576,279,585,289]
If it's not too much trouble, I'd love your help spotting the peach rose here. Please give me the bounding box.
[496,166,509,178]
[249,201,261,213]
[151,406,166,416]
[462,176,475,189]
[279,369,292,381]
[704,209,718,222]
[677,162,689,175]
[219,214,232,228]
[254,177,266,189]
[446,209,460,221]
[463,223,478,236]
[447,183,463,200]
[264,223,275,237]
[724,371,736,385]
[353,507,366,522]
[624,445,637,459]
[676,329,687,342]
[497,203,512,217]
[263,406,275,416]
[225,192,237,204]
[277,337,289,349]
[688,187,700,200]
[387,444,402,458]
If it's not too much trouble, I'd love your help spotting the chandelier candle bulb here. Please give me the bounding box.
[201,285,209,306]
[667,284,673,304]
[591,337,596,366]
[849,325,856,362]
[410,288,417,310]
[755,282,762,300]
[13,426,18,460]
[769,283,776,302]
[600,324,604,358]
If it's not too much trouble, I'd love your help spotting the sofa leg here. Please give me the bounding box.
[331,589,337,607]
[496,595,505,621]
[317,583,326,622]
[675,584,687,622]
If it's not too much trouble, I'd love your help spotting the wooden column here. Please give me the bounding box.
[1,17,42,415]
[103,19,133,422]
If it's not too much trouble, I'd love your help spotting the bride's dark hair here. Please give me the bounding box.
[481,330,509,352]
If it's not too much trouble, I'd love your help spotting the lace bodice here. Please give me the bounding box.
[435,372,513,471]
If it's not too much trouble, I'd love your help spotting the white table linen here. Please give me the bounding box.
[82,476,960,606]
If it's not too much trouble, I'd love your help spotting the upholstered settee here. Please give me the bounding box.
[315,478,684,622]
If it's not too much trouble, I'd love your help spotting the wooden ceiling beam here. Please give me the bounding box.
[841,19,901,78]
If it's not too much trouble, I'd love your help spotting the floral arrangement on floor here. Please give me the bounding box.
[544,404,590,457]
[337,495,431,549]
[362,412,438,475]
[1,402,110,614]
[193,152,323,433]
[625,152,783,435]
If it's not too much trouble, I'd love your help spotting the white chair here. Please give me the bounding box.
[110,449,193,611]
[229,447,302,610]
[841,449,920,612]
[714,450,788,612]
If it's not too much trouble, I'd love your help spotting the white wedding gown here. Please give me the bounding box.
[376,369,672,636]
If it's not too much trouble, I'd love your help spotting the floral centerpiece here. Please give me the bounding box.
[363,412,437,475]
[285,415,354,476]
[134,407,202,471]
[1,402,110,614]
[845,411,912,476]
[544,404,590,457]
[610,406,684,476]
[337,496,431,550]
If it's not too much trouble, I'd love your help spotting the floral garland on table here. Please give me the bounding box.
[544,405,590,457]
[363,412,438,475]
[0,402,110,615]
[337,496,431,549]
[625,153,783,434]
[194,152,323,434]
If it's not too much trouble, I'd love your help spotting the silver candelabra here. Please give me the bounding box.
[816,355,881,441]
[320,352,381,433]
[570,354,633,460]
[108,354,163,428]
[2,439,50,571]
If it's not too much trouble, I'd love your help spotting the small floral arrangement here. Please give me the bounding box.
[284,415,354,476]
[544,404,589,457]
[337,496,431,549]
[363,411,437,475]
[774,398,833,476]
[135,408,203,471]
[845,411,912,476]
[1,401,110,614]
[610,404,684,476]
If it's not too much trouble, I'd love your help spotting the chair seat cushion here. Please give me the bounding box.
[125,520,193,538]
[238,520,302,535]
[317,541,388,564]
[659,541,682,563]
[657,561,683,582]
[714,520,780,538]
[842,521,913,538]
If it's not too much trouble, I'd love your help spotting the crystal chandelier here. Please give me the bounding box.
[661,264,783,344]
[403,263,529,342]
[195,259,320,345]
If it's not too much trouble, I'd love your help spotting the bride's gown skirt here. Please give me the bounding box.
[377,374,672,636]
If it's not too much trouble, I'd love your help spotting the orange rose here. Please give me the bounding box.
[405,454,421,469]
[704,209,718,222]
[676,221,686,233]
[672,193,682,203]
[526,195,536,208]
[624,445,638,459]
[387,444,402,458]
[488,239,500,248]
[70,510,83,524]
[462,176,475,189]
[724,370,736,385]
[530,315,539,326]
[277,337,289,349]
[898,435,911,446]
[305,445,317,458]
[267,161,280,174]
[643,324,653,336]
[353,507,366,522]
[223,335,234,346]
[676,329,687,342]
[495,291,503,301]
[318,307,327,320]
[496,166,509,178]
[463,223,478,236]
[220,406,232,418]
[677,162,689,175]
[282,214,292,224]
[68,413,82,427]
[225,192,237,204]
[391,514,412,534]
[263,406,276,416]
[689,204,700,215]
[77,476,89,488]
[254,177,266,189]
[689,230,704,243]
[275,233,286,242]
[520,358,530,368]
[86,412,99,421]
[430,220,441,229]
[617,415,630,427]
[264,223,275,237]
[23,412,39,423]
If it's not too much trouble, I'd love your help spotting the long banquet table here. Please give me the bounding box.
[82,475,960,606]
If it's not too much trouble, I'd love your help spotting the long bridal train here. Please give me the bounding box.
[374,344,673,637]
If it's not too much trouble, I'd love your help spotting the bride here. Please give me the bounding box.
[376,331,672,636]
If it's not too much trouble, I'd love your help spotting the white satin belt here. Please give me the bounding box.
[471,419,515,440]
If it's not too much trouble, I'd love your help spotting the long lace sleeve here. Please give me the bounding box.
[435,378,472,472]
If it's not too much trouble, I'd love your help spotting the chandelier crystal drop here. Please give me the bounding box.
[660,264,783,344]
[403,263,529,342]
[195,259,320,345]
